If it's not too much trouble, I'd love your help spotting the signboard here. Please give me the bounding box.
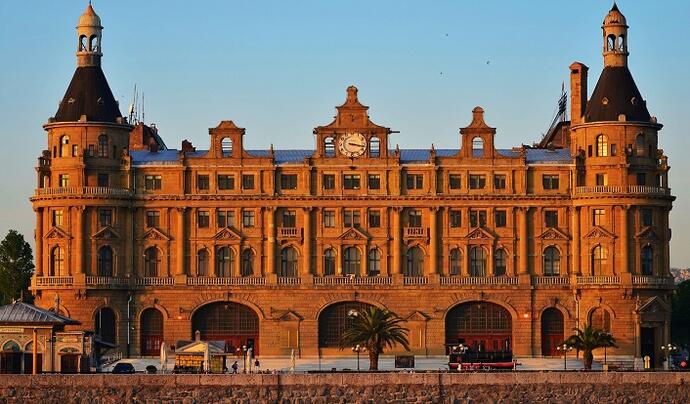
[0,327,24,333]
[394,355,415,369]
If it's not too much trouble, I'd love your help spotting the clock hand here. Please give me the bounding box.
[348,142,366,147]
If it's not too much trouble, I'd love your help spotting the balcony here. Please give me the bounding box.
[441,276,519,286]
[532,276,571,286]
[34,187,133,198]
[35,276,73,287]
[278,227,301,239]
[134,277,175,286]
[574,185,670,196]
[85,276,130,287]
[632,275,675,287]
[313,276,393,286]
[404,227,427,238]
[576,276,620,285]
[403,276,428,286]
[187,277,267,286]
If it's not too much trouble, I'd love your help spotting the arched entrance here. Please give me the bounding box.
[140,308,164,356]
[445,301,512,353]
[191,302,260,355]
[318,301,375,348]
[94,307,117,345]
[541,308,564,357]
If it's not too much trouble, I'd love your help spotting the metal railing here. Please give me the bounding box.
[186,277,267,286]
[576,276,620,285]
[574,185,670,196]
[532,276,571,285]
[313,276,393,286]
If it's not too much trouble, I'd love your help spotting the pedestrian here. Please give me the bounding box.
[254,358,260,371]
[231,361,239,374]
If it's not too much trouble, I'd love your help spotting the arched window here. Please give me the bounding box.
[494,249,506,276]
[445,301,512,351]
[343,247,361,276]
[97,246,113,277]
[280,247,298,277]
[641,246,654,276]
[94,307,117,345]
[60,135,70,157]
[617,35,625,51]
[323,249,336,276]
[368,249,381,276]
[405,246,424,277]
[589,307,611,333]
[50,246,65,276]
[324,137,335,157]
[221,137,233,157]
[144,247,160,277]
[216,247,234,277]
[636,134,646,156]
[98,135,109,157]
[89,35,99,52]
[469,246,487,277]
[596,135,608,157]
[197,249,209,276]
[241,249,254,277]
[607,34,616,51]
[191,302,260,355]
[449,248,462,276]
[472,137,484,156]
[543,246,561,276]
[592,245,608,276]
[369,136,380,157]
[318,301,374,348]
[79,35,87,51]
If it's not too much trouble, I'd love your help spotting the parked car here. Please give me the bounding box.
[112,363,136,374]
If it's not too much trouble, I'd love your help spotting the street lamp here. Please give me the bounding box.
[660,343,677,370]
[603,332,611,367]
[556,344,573,370]
[352,344,366,371]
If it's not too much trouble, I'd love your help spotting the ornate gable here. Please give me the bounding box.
[213,227,243,241]
[272,309,303,322]
[405,310,431,322]
[584,226,616,239]
[538,227,569,240]
[637,296,670,314]
[465,227,495,240]
[92,226,120,240]
[139,227,171,241]
[635,227,659,240]
[44,227,71,240]
[338,227,369,241]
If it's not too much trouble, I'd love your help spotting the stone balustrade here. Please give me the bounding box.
[313,276,393,286]
[441,276,519,285]
[34,187,132,197]
[186,277,267,286]
[574,185,670,196]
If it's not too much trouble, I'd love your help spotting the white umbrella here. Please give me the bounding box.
[159,341,168,373]
[290,348,296,373]
[203,343,211,373]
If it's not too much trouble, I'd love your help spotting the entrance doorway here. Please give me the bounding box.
[445,301,512,353]
[60,354,79,374]
[191,302,260,355]
[641,327,656,368]
[541,308,564,356]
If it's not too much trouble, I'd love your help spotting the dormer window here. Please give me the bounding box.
[324,137,335,157]
[369,136,380,157]
[472,137,484,157]
[221,138,233,157]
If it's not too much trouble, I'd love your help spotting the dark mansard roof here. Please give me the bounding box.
[54,66,122,123]
[584,66,651,123]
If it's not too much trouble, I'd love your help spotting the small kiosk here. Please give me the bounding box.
[174,340,229,374]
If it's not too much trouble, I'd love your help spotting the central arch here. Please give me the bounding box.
[140,308,164,356]
[191,302,260,354]
[540,308,564,356]
[318,301,375,348]
[445,301,512,352]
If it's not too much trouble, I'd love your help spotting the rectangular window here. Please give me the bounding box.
[88,144,95,157]
[242,210,255,227]
[72,145,78,157]
[242,174,255,190]
[593,208,606,227]
[545,210,558,228]
[542,174,560,190]
[323,174,336,190]
[217,174,235,190]
[406,174,423,190]
[282,210,296,228]
[146,210,160,228]
[595,173,608,186]
[343,174,361,190]
[611,144,617,156]
[641,208,653,227]
[323,210,335,228]
[144,175,162,190]
[97,173,109,187]
[59,174,69,188]
[493,174,506,190]
[280,174,298,190]
[217,210,235,228]
[408,209,422,228]
[197,175,209,190]
[368,210,381,228]
[343,209,361,228]
[449,174,462,190]
[494,210,507,227]
[636,173,646,186]
[469,209,487,228]
[588,145,593,157]
[449,210,461,228]
[197,210,210,228]
[98,209,112,227]
[368,174,381,190]
[52,210,64,227]
[469,174,486,190]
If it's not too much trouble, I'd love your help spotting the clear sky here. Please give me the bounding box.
[0,1,688,266]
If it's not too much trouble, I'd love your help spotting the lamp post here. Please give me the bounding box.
[352,344,366,371]
[556,344,573,370]
[660,343,677,370]
[239,345,248,373]
[603,332,611,369]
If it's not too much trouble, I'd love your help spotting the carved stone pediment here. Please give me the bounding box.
[405,310,431,322]
[538,227,569,240]
[44,227,71,240]
[584,226,616,239]
[635,227,659,240]
[338,227,369,241]
[272,309,303,322]
[465,227,495,240]
[140,227,171,241]
[213,227,242,241]
[637,296,670,314]
[92,226,120,240]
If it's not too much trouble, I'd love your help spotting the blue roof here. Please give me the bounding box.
[525,148,572,164]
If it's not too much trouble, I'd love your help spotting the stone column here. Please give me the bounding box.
[34,209,44,277]
[302,208,312,277]
[571,207,581,275]
[429,207,438,275]
[620,205,629,274]
[518,207,528,275]
[392,208,402,275]
[175,208,186,276]
[266,208,276,276]
[74,206,85,276]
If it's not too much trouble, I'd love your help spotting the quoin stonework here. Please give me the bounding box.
[28,4,674,367]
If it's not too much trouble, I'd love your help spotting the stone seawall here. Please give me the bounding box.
[1,372,689,403]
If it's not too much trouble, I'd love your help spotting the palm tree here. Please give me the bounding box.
[338,306,410,371]
[563,323,617,369]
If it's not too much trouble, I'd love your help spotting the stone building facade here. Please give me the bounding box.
[30,5,674,365]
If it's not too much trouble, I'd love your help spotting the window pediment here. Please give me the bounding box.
[140,227,170,241]
[337,227,369,241]
[464,227,495,240]
[584,226,616,239]
[538,227,569,240]
[92,226,120,240]
[635,227,659,240]
[213,227,243,241]
[44,227,72,240]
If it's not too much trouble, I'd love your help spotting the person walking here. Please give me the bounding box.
[231,361,239,374]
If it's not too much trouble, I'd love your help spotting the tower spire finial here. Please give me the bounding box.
[76,3,103,67]
[602,3,629,67]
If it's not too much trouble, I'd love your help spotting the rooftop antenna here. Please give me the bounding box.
[128,84,138,124]
[142,93,145,124]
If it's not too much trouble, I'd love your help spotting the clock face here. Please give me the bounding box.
[338,133,367,157]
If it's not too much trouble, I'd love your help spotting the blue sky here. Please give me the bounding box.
[0,1,688,266]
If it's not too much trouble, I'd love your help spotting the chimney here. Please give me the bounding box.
[569,62,589,126]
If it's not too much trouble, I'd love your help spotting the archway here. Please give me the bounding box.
[541,308,564,356]
[445,301,512,352]
[191,302,260,355]
[94,307,117,345]
[318,301,375,348]
[140,308,164,356]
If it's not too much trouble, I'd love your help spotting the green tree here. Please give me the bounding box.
[0,230,34,305]
[563,323,617,369]
[672,280,690,346]
[339,306,410,371]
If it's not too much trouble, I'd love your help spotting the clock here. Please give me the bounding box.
[338,133,367,157]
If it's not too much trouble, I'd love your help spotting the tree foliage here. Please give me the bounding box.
[339,306,410,371]
[672,280,690,346]
[563,323,617,369]
[0,230,34,305]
